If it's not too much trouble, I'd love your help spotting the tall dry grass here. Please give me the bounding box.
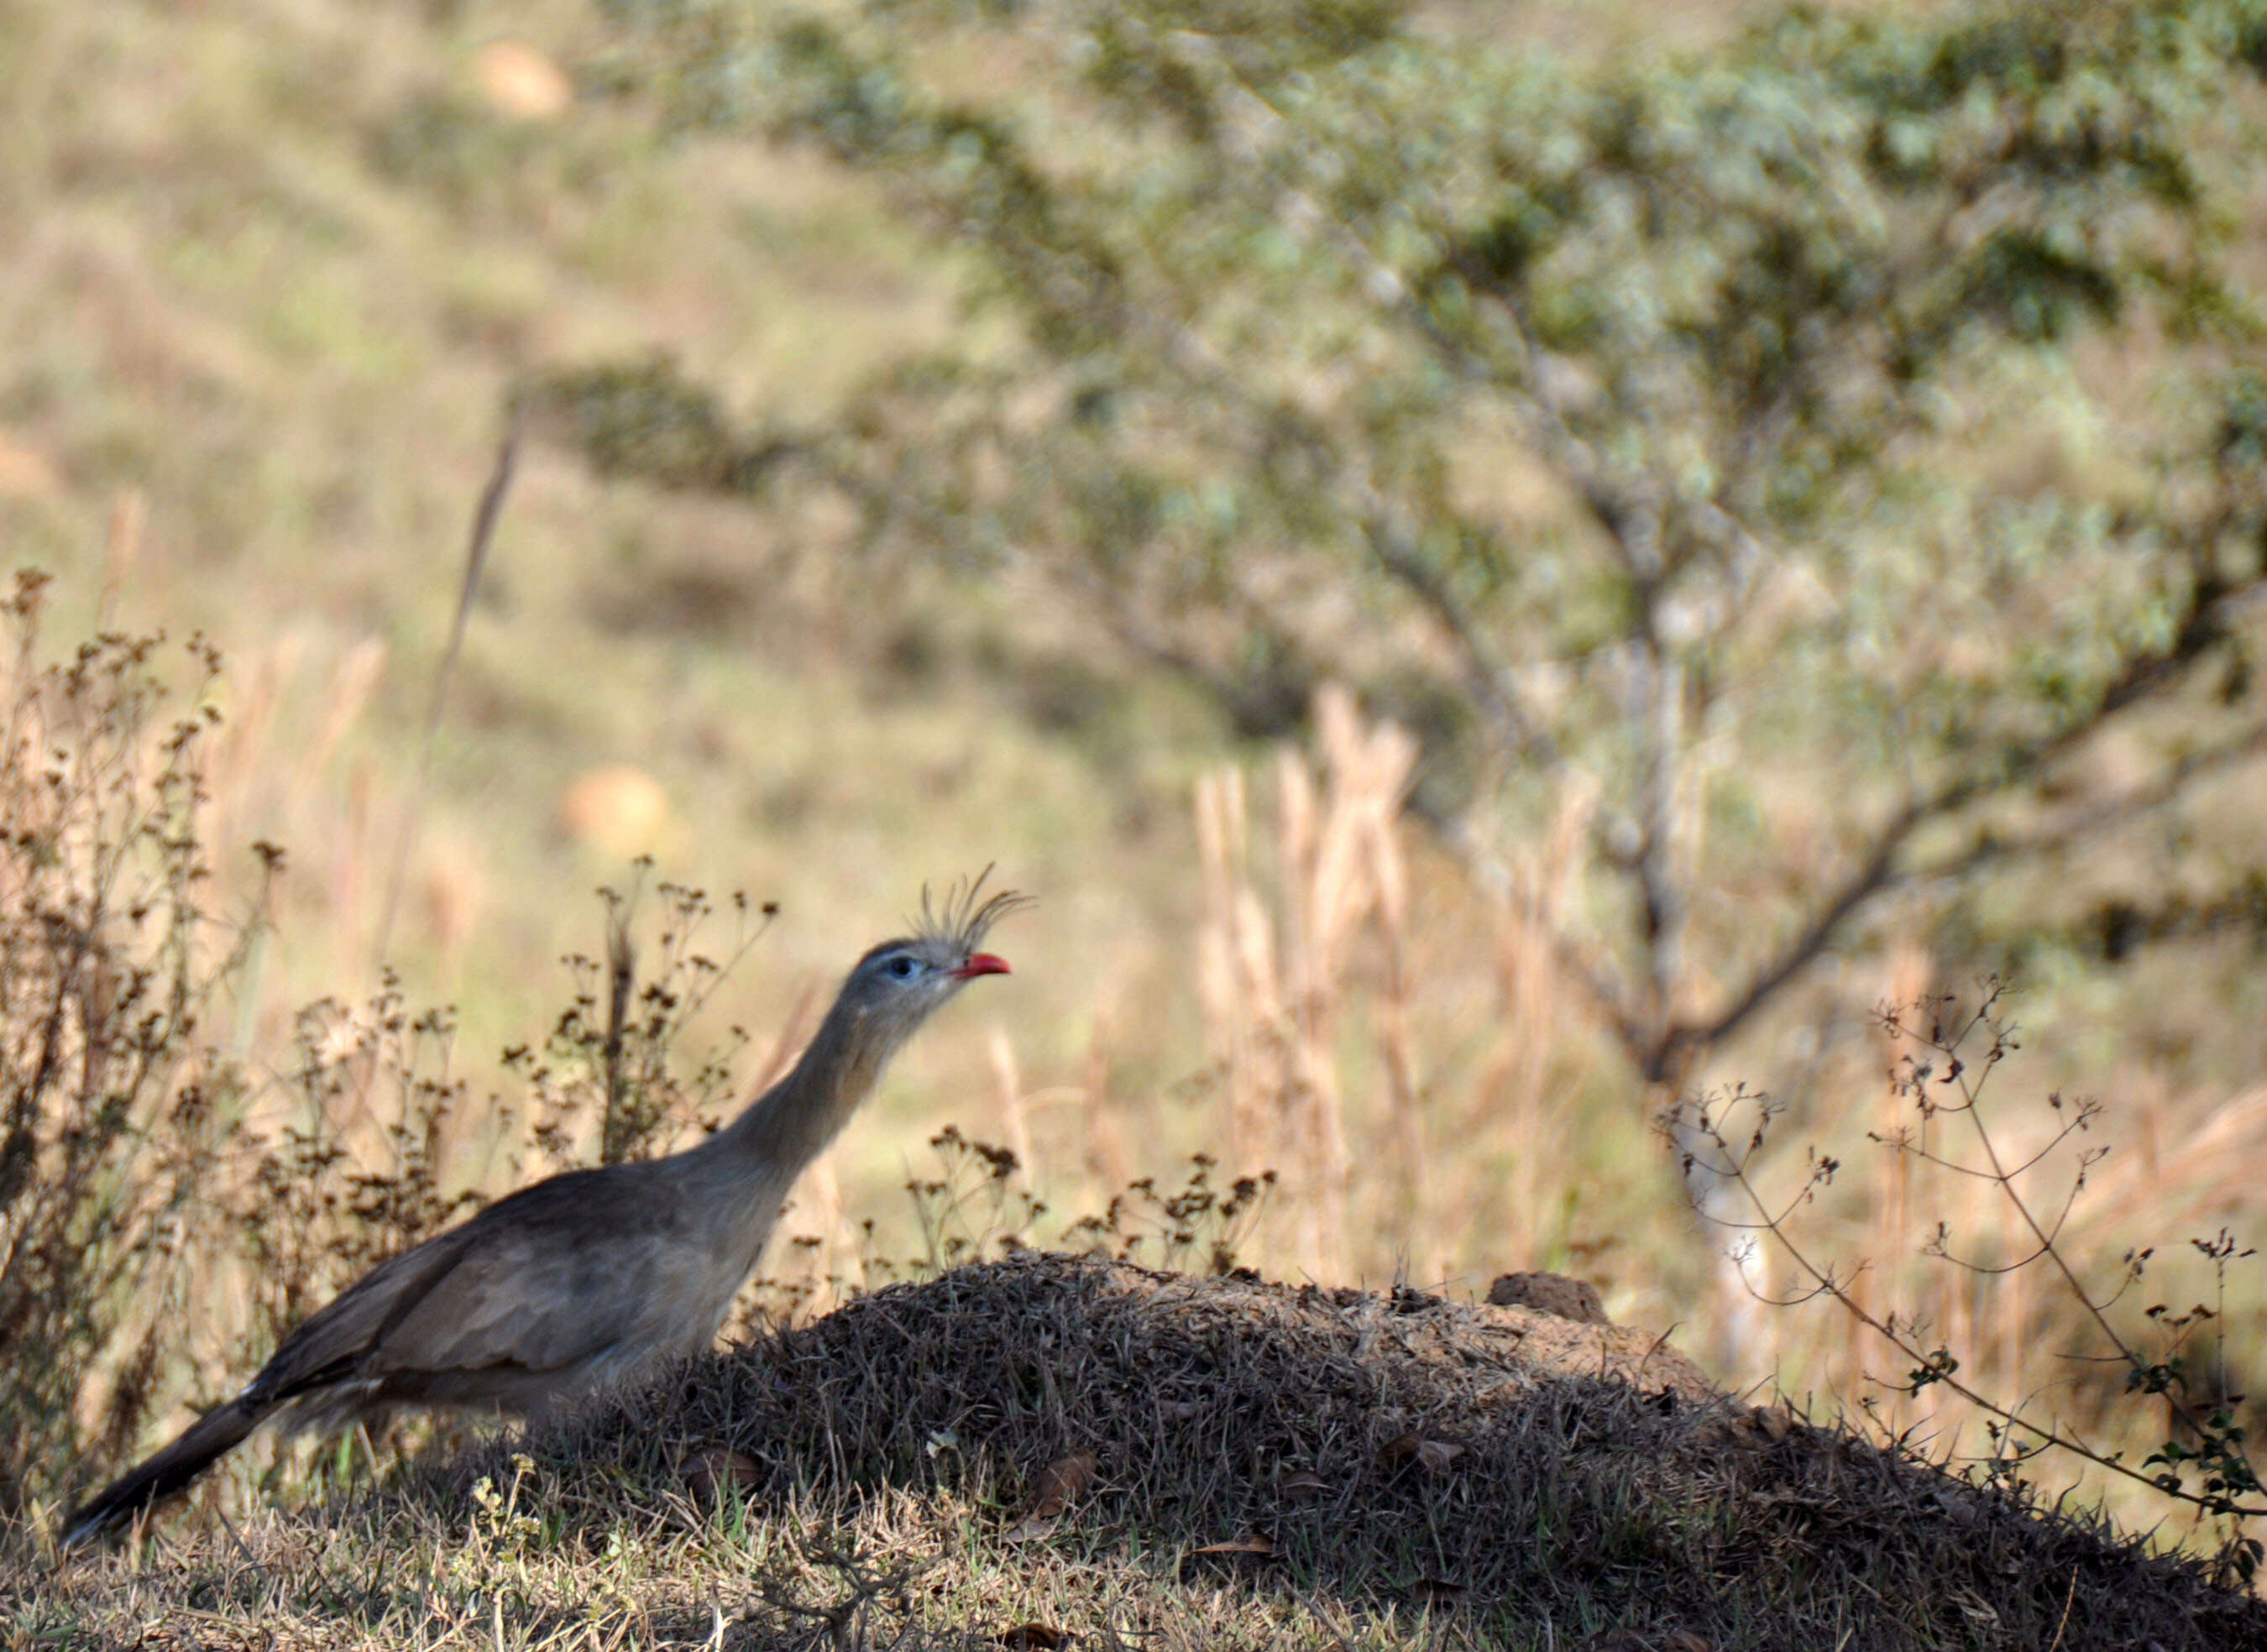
[1185,686,1628,1295]
[1193,685,1417,1281]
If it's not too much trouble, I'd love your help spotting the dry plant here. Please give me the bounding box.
[374,407,524,967]
[242,981,485,1341]
[505,869,772,1170]
[1060,1152,1275,1279]
[1664,983,2266,1586]
[741,1128,1274,1330]
[736,1125,1045,1328]
[0,570,276,1511]
[1193,684,1417,1279]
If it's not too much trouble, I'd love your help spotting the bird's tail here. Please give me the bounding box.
[60,1397,264,1550]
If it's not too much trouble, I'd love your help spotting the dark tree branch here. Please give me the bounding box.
[1898,721,2267,895]
[1664,573,2267,1068]
[1353,498,1552,762]
[1661,802,1919,1074]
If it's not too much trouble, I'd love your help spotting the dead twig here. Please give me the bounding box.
[375,406,526,966]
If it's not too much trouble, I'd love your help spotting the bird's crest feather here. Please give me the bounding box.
[914,865,1031,955]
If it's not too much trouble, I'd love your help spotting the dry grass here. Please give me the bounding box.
[1193,685,1419,1281]
[11,1253,2263,1651]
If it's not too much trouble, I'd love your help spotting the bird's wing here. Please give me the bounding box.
[248,1222,489,1403]
[354,1162,720,1381]
[249,1163,704,1404]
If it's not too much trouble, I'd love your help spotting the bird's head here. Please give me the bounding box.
[838,869,1029,1040]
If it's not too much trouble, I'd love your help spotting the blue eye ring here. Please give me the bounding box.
[887,955,919,979]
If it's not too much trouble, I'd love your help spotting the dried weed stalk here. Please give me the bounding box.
[246,980,485,1338]
[1193,684,1416,1279]
[506,868,771,1169]
[0,572,276,1511]
[1664,982,2264,1583]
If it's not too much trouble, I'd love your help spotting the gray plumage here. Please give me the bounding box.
[61,876,1027,1550]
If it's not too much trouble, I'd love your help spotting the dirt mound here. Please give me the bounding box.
[448,1252,2264,1651]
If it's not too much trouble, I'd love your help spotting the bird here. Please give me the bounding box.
[61,874,1027,1550]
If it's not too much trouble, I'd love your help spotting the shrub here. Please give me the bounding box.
[0,571,273,1511]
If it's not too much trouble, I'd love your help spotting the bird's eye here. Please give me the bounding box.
[887,955,919,979]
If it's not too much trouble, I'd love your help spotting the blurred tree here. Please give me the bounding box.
[546,0,2267,1090]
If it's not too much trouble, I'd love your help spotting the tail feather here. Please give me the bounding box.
[60,1398,264,1550]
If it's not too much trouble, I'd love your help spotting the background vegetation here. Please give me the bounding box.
[5,0,2267,1588]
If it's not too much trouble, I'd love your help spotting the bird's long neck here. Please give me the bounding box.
[715,996,906,1179]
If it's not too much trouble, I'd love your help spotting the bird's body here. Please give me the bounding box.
[61,878,1024,1549]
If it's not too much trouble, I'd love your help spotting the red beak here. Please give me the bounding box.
[954,952,1011,980]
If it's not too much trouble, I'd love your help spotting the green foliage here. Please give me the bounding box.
[557,0,2267,1085]
[522,356,798,495]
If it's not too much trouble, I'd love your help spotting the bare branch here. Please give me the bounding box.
[1669,1083,2267,1518]
[1355,499,1552,761]
[1666,802,1918,1067]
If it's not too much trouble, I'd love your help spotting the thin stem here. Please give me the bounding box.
[1947,1061,2246,1486]
[1707,1111,2264,1515]
[374,408,526,967]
